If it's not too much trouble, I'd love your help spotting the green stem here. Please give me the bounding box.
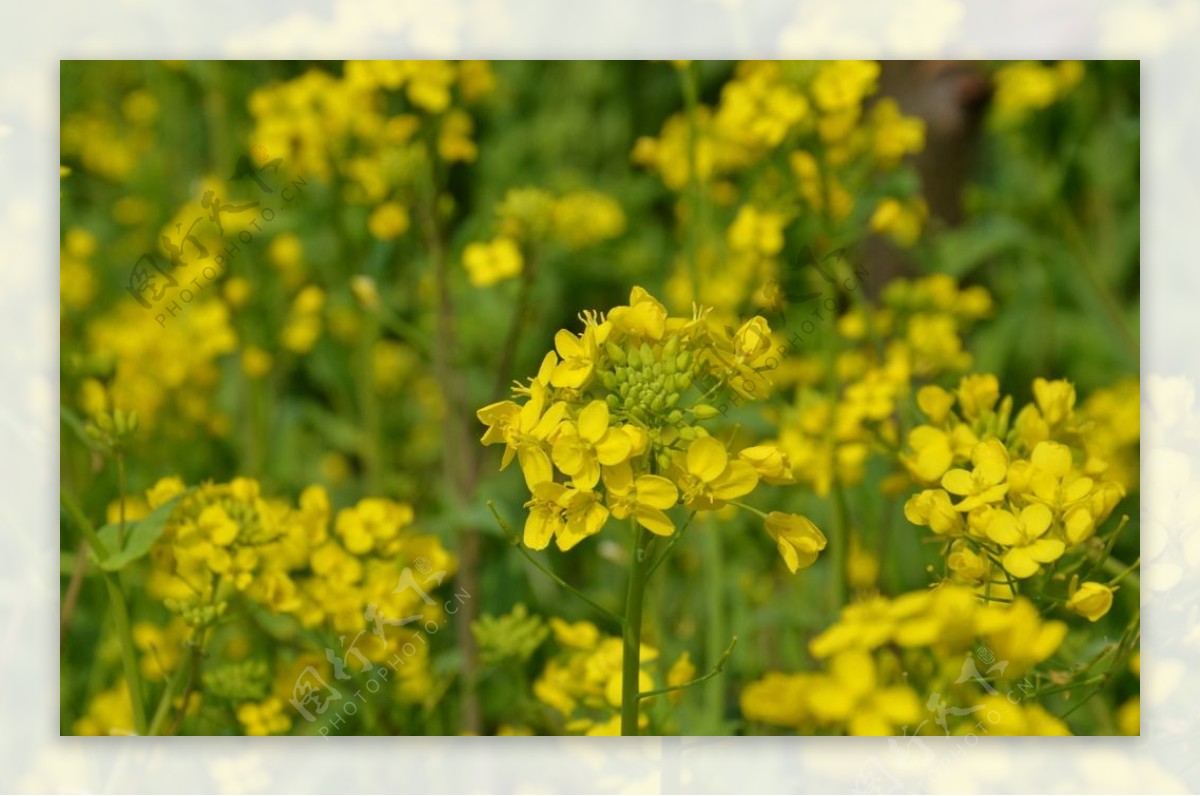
[638,636,738,700]
[701,518,725,732]
[679,63,707,297]
[62,494,147,735]
[116,450,127,549]
[830,481,850,607]
[487,502,623,629]
[147,646,193,736]
[621,521,650,736]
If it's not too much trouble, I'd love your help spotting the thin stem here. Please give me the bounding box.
[679,63,705,297]
[830,481,850,609]
[63,492,147,736]
[1102,555,1140,590]
[116,449,128,549]
[621,521,650,736]
[147,645,193,736]
[487,502,623,629]
[701,518,725,732]
[637,636,738,700]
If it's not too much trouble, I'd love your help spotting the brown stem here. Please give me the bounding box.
[419,168,482,734]
[60,540,89,645]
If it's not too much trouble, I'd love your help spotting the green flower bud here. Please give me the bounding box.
[691,405,720,419]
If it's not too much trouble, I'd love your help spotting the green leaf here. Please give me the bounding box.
[90,494,185,572]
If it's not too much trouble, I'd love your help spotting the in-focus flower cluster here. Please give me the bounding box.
[902,374,1129,592]
[478,287,824,572]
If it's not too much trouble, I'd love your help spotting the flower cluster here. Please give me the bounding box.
[73,476,457,735]
[991,61,1084,126]
[477,287,824,571]
[902,375,1127,590]
[742,584,1072,736]
[462,187,626,287]
[532,618,659,735]
[770,274,994,497]
[634,61,928,318]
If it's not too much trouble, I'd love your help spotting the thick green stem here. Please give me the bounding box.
[621,522,650,736]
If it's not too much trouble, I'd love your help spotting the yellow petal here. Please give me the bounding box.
[1002,547,1040,578]
[518,446,553,489]
[941,469,974,496]
[634,506,675,537]
[687,436,728,482]
[577,400,610,442]
[711,461,759,500]
[634,475,678,510]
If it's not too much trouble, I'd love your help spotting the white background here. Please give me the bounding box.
[3,0,1193,792]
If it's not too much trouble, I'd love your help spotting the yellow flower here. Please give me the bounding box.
[737,445,794,485]
[606,286,667,342]
[985,503,1064,578]
[763,512,826,573]
[236,697,292,736]
[1028,441,1094,518]
[552,401,633,489]
[549,618,600,650]
[241,346,273,379]
[902,425,954,484]
[806,649,921,736]
[956,373,1000,420]
[602,464,679,537]
[941,439,1009,511]
[367,201,410,239]
[740,671,812,728]
[903,489,964,536]
[1065,581,1115,622]
[551,320,609,390]
[477,391,566,488]
[675,436,759,510]
[522,482,573,550]
[1032,377,1076,426]
[556,488,611,551]
[727,205,786,257]
[976,597,1066,675]
[463,237,522,287]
